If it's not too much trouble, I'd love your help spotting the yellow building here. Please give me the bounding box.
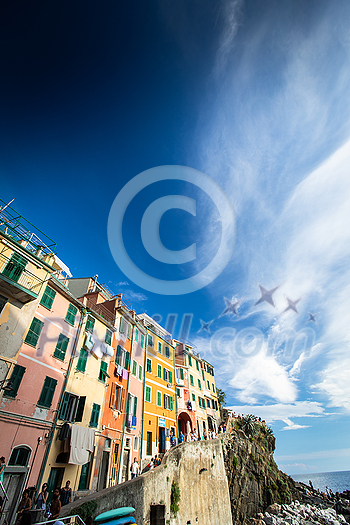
[182,344,209,438]
[139,314,177,461]
[202,359,221,432]
[42,300,116,495]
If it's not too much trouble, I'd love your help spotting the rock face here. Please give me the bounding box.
[262,500,347,525]
[221,428,299,524]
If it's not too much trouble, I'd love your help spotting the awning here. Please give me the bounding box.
[53,254,72,277]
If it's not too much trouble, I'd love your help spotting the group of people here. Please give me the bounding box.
[12,480,72,525]
[177,428,218,443]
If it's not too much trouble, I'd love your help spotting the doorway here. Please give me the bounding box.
[98,451,109,491]
[146,432,152,456]
[47,467,64,501]
[158,427,165,454]
[121,448,130,483]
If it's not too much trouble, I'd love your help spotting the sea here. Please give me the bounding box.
[291,470,350,494]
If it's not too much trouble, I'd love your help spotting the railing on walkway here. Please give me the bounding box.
[0,252,44,295]
[36,514,86,525]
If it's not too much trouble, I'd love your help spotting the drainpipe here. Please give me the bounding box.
[35,307,86,497]
[116,315,135,484]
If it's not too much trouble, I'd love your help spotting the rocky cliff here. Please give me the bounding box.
[222,420,299,524]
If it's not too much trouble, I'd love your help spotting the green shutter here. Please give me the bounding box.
[165,346,170,358]
[125,393,131,417]
[198,379,201,390]
[128,324,132,339]
[116,345,122,365]
[53,334,69,360]
[202,370,205,380]
[163,368,167,381]
[85,315,95,333]
[138,364,142,381]
[157,391,162,406]
[196,360,199,371]
[163,393,167,408]
[65,304,78,326]
[124,351,130,370]
[188,355,192,366]
[170,396,173,411]
[133,396,137,417]
[99,361,108,382]
[192,393,195,402]
[105,329,112,345]
[77,348,88,373]
[146,386,151,402]
[90,403,100,428]
[119,317,124,333]
[40,286,56,309]
[157,364,162,378]
[140,334,145,348]
[135,329,139,342]
[2,252,27,282]
[190,374,194,386]
[75,396,86,422]
[132,360,137,376]
[38,377,57,408]
[180,368,184,380]
[146,358,152,373]
[5,365,25,398]
[59,391,70,420]
[25,317,44,347]
[169,371,173,384]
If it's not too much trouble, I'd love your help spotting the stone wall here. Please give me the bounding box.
[61,438,233,525]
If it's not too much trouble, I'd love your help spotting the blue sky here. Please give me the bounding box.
[1,0,350,475]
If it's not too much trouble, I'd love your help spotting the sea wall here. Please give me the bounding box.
[61,438,233,525]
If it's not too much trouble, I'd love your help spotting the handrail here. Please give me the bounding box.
[36,514,86,525]
[0,252,44,294]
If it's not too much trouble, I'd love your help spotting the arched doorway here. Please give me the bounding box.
[178,411,192,436]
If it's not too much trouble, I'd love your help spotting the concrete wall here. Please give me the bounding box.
[61,438,233,525]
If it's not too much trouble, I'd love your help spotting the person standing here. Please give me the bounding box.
[0,456,6,512]
[130,458,139,479]
[35,483,48,510]
[15,490,32,525]
[50,489,61,520]
[60,481,72,506]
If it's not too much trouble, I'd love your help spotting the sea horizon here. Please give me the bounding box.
[291,470,350,494]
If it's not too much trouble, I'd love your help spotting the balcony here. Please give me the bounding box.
[0,251,44,302]
[85,297,116,325]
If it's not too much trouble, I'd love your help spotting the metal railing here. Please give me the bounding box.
[36,515,86,525]
[0,252,44,295]
[86,297,115,324]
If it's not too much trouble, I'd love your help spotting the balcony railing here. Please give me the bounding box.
[86,297,115,324]
[0,252,44,300]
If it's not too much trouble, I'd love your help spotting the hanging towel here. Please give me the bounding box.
[122,368,128,380]
[69,425,95,465]
[117,365,123,377]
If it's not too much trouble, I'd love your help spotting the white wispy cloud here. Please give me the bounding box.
[225,401,325,425]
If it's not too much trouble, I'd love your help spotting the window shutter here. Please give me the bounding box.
[25,317,44,347]
[54,334,69,360]
[163,393,167,409]
[133,396,137,417]
[163,368,167,381]
[126,393,131,417]
[59,392,70,420]
[75,396,86,422]
[66,304,78,325]
[116,345,122,365]
[40,286,56,309]
[180,368,184,380]
[170,396,173,411]
[169,371,173,384]
[38,377,57,408]
[124,351,130,370]
[90,403,100,428]
[110,383,117,408]
[6,365,26,398]
[77,348,88,373]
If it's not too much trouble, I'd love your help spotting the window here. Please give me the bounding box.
[157,391,162,406]
[157,364,162,378]
[212,383,215,392]
[180,368,184,380]
[202,370,205,380]
[163,394,173,410]
[128,323,132,339]
[158,341,162,354]
[146,358,152,373]
[105,329,112,346]
[76,348,88,373]
[38,376,57,408]
[53,334,69,361]
[25,317,44,347]
[4,364,25,398]
[215,400,218,410]
[110,383,123,411]
[188,355,192,367]
[190,374,194,386]
[116,345,130,369]
[145,386,152,403]
[196,360,199,371]
[65,304,78,326]
[2,252,27,282]
[176,387,181,397]
[132,360,137,376]
[198,379,201,390]
[192,393,196,402]
[89,403,101,428]
[9,446,31,466]
[40,285,56,309]
[59,392,85,422]
[99,361,109,383]
[135,329,139,343]
[207,380,210,390]
[212,399,215,409]
[134,436,139,451]
[85,315,95,333]
[163,368,173,383]
[140,333,145,348]
[165,346,170,358]
[138,364,143,381]
[206,398,210,408]
[148,334,153,347]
